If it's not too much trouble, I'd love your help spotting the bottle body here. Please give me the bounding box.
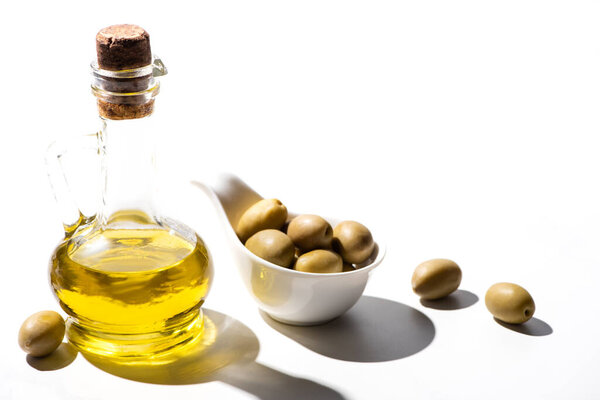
[47,110,214,358]
[50,211,213,357]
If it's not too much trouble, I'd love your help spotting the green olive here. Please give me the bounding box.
[245,229,295,267]
[287,214,333,252]
[294,250,343,273]
[485,282,535,324]
[412,259,462,300]
[236,199,288,243]
[332,221,375,264]
[18,311,65,357]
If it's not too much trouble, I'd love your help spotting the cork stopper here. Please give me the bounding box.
[93,24,158,120]
[96,24,152,71]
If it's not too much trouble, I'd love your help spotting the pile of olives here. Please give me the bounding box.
[236,199,375,273]
[411,258,536,325]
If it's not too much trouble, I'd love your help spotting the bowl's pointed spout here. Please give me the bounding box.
[192,174,262,230]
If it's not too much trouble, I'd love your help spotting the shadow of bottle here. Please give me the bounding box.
[420,290,479,310]
[82,309,346,400]
[494,317,553,336]
[216,362,346,400]
[261,296,435,362]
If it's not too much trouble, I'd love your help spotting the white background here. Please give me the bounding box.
[1,1,600,399]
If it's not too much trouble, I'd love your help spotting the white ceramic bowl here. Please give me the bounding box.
[192,174,385,326]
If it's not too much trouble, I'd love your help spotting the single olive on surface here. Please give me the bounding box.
[332,221,375,264]
[294,249,343,274]
[236,199,288,243]
[287,214,333,252]
[485,282,535,324]
[18,311,65,357]
[412,259,462,300]
[245,229,295,268]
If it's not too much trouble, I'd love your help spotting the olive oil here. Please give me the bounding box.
[50,213,212,358]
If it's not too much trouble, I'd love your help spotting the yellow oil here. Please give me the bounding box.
[50,212,212,358]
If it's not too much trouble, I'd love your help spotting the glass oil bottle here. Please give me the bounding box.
[46,25,213,358]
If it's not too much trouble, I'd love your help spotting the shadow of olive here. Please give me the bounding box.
[261,296,435,362]
[420,289,479,310]
[83,309,346,400]
[26,342,78,371]
[494,317,553,336]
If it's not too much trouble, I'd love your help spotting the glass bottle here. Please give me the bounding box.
[46,52,213,359]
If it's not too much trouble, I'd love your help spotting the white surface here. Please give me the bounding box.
[1,1,600,399]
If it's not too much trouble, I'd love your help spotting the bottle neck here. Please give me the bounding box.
[97,115,158,227]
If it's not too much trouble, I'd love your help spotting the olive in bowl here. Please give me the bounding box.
[287,214,333,252]
[332,220,375,264]
[236,198,288,243]
[245,229,295,268]
[294,249,343,274]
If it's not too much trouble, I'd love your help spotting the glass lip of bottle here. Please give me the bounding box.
[91,54,168,78]
[90,55,167,102]
[91,81,160,104]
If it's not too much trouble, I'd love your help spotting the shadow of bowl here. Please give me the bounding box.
[494,317,553,336]
[26,342,78,371]
[420,290,479,310]
[261,296,435,362]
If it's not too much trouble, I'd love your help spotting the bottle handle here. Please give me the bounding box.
[46,133,100,237]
